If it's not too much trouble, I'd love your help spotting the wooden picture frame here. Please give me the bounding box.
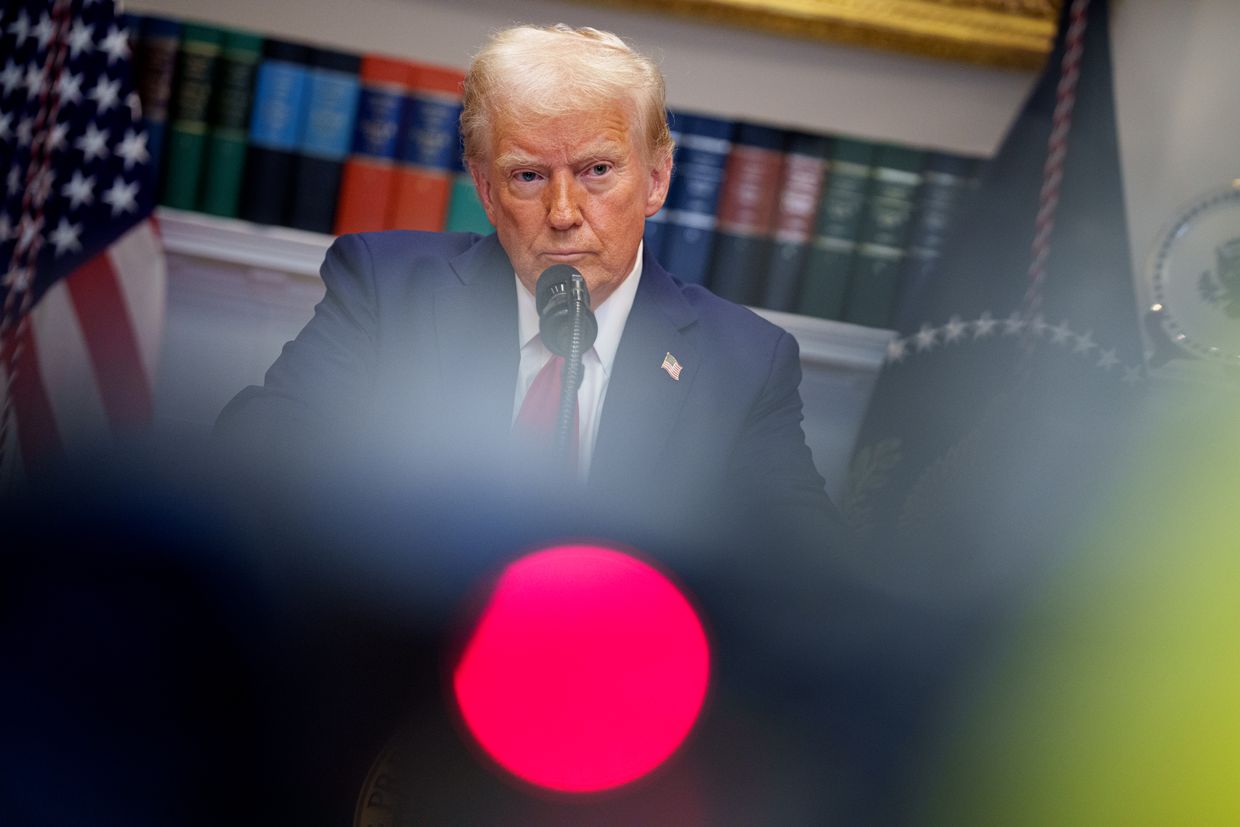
[578,0,1062,70]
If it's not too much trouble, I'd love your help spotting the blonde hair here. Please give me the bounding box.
[461,24,673,167]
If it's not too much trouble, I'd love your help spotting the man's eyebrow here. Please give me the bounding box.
[493,141,628,171]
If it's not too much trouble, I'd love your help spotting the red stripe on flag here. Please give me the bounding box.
[65,251,154,429]
[2,321,63,461]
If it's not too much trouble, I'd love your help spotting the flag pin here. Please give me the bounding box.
[661,352,683,381]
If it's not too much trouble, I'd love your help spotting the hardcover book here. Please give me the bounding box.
[707,123,786,305]
[239,40,312,226]
[760,132,831,311]
[287,48,363,234]
[843,144,925,328]
[161,23,224,210]
[131,15,181,178]
[891,152,980,333]
[200,29,263,218]
[387,64,466,232]
[334,56,414,235]
[796,138,876,320]
[659,113,734,287]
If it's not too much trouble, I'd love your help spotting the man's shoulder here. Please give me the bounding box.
[663,274,790,352]
[332,229,490,263]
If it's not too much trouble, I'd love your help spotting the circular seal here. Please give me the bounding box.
[1148,182,1240,362]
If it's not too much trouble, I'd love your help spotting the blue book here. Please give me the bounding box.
[660,113,734,286]
[287,48,362,233]
[239,40,312,226]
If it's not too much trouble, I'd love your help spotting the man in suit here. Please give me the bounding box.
[218,24,834,526]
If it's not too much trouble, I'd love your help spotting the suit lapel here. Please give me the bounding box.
[433,235,519,440]
[591,251,698,489]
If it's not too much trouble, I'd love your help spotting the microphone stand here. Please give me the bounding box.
[555,279,588,465]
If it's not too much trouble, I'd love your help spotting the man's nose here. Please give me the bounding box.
[545,171,583,230]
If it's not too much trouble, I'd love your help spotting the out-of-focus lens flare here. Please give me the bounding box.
[917,399,1240,825]
[452,544,710,793]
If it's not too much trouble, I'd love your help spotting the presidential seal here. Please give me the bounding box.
[1148,182,1240,362]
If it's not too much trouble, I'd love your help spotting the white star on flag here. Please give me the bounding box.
[33,12,54,49]
[1073,330,1096,354]
[973,311,997,338]
[7,10,32,46]
[16,214,44,255]
[98,24,131,65]
[101,177,139,215]
[1002,311,1025,335]
[62,170,96,208]
[0,213,13,243]
[1,60,24,95]
[1096,348,1119,370]
[67,19,95,58]
[1049,320,1072,344]
[57,70,84,106]
[886,337,908,364]
[49,218,83,257]
[23,63,45,96]
[0,112,11,142]
[87,75,121,113]
[2,266,33,293]
[75,122,109,161]
[46,121,69,152]
[914,323,938,352]
[115,128,149,170]
[943,315,967,343]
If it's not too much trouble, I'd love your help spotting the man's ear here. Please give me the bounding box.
[468,160,497,224]
[644,150,673,218]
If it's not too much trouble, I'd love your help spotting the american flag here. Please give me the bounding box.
[0,0,165,476]
[661,351,682,381]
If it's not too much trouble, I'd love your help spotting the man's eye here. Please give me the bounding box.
[589,164,611,176]
[516,171,541,183]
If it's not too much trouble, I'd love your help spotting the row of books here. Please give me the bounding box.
[129,15,981,330]
[129,15,489,239]
[647,118,981,329]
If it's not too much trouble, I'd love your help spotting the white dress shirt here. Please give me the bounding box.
[512,244,644,477]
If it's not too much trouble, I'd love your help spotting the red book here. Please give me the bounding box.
[334,56,414,235]
[387,64,466,232]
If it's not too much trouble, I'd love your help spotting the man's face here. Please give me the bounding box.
[470,103,671,308]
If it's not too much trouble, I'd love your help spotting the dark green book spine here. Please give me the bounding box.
[161,24,224,209]
[892,153,979,332]
[760,132,830,311]
[200,30,263,217]
[843,145,925,328]
[796,139,875,320]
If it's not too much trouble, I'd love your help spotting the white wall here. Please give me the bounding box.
[128,0,1038,157]
[1109,0,1240,316]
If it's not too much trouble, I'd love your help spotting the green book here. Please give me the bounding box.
[444,172,493,235]
[161,23,224,210]
[200,29,264,217]
[796,138,876,320]
[843,144,925,328]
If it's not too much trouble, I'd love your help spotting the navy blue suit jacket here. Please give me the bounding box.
[218,231,832,519]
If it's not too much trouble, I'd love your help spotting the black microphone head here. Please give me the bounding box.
[535,265,598,357]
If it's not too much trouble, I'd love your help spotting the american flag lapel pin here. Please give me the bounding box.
[661,352,683,381]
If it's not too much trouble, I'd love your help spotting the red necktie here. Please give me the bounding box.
[514,353,579,466]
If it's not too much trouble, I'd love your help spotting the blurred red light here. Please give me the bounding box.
[453,544,710,792]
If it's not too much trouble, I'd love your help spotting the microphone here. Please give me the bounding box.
[535,265,598,357]
[534,265,597,466]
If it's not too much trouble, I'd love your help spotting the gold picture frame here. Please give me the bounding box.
[577,0,1062,70]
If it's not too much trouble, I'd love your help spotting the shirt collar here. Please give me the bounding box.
[515,242,644,378]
